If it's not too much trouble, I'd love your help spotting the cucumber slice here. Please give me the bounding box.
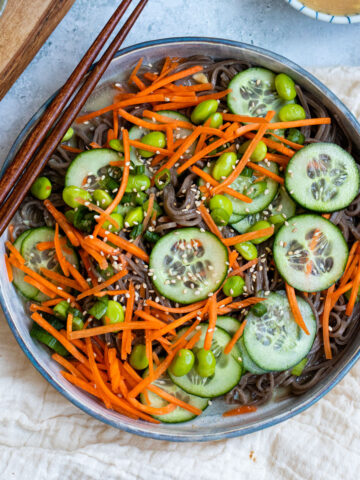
[139,371,209,423]
[168,324,243,398]
[65,148,121,188]
[227,161,279,215]
[14,227,78,300]
[231,186,296,233]
[12,230,38,300]
[285,143,360,212]
[216,316,268,375]
[149,228,228,304]
[244,291,316,371]
[227,68,294,122]
[273,214,348,292]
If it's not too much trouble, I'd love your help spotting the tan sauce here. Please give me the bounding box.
[303,0,360,15]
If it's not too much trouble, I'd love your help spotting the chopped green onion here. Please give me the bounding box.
[291,357,308,376]
[144,230,160,243]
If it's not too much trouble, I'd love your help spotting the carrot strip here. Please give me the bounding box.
[23,276,56,298]
[94,290,128,297]
[118,108,175,131]
[81,243,108,270]
[223,405,257,417]
[145,299,206,314]
[129,57,143,81]
[185,329,202,350]
[135,65,203,96]
[230,258,259,276]
[134,311,169,328]
[268,118,331,130]
[204,294,217,350]
[247,161,284,184]
[146,329,153,377]
[285,283,310,335]
[268,131,304,150]
[222,113,268,124]
[31,312,87,363]
[198,203,223,239]
[153,89,231,111]
[223,227,274,246]
[76,269,128,300]
[331,282,353,308]
[52,354,87,380]
[4,254,13,282]
[98,229,149,262]
[69,321,162,340]
[36,238,67,251]
[54,223,69,277]
[224,320,247,354]
[129,139,172,156]
[43,200,80,246]
[5,241,25,264]
[82,236,119,256]
[322,284,336,359]
[65,261,89,291]
[151,310,199,341]
[78,249,98,287]
[346,255,360,316]
[29,304,55,315]
[41,298,63,307]
[142,110,195,129]
[66,312,73,337]
[245,132,295,157]
[61,371,107,400]
[221,297,265,312]
[40,268,83,291]
[61,145,83,153]
[122,281,135,360]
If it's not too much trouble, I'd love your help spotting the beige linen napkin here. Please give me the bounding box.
[0,67,359,480]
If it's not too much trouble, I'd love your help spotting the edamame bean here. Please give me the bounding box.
[109,138,124,152]
[208,112,223,128]
[275,73,297,101]
[234,241,258,261]
[223,276,245,297]
[246,220,274,244]
[129,344,149,370]
[211,208,230,226]
[124,206,143,227]
[209,194,233,216]
[103,300,124,324]
[125,174,151,193]
[239,140,267,162]
[31,177,52,200]
[169,349,195,377]
[195,348,216,378]
[269,214,285,226]
[93,189,113,208]
[286,128,305,145]
[138,132,166,158]
[212,152,237,181]
[279,104,306,123]
[62,186,91,208]
[102,213,124,232]
[61,127,74,143]
[191,99,218,124]
[134,191,148,205]
[250,303,267,317]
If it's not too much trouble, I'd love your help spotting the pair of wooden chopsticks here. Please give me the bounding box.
[0,0,148,237]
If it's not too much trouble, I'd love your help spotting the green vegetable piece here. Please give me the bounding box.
[89,300,108,320]
[65,210,75,224]
[223,275,245,297]
[212,152,237,180]
[72,317,85,331]
[73,207,95,233]
[134,191,148,205]
[109,139,124,152]
[31,177,52,200]
[247,180,267,199]
[345,286,360,302]
[286,128,305,145]
[143,199,162,216]
[125,174,151,193]
[138,132,166,158]
[154,168,171,190]
[239,140,267,162]
[102,213,124,232]
[99,175,119,192]
[211,208,230,226]
[62,127,74,143]
[291,357,308,376]
[144,230,160,243]
[124,207,143,228]
[269,213,286,226]
[130,223,143,239]
[191,99,218,124]
[209,194,233,216]
[234,241,258,261]
[241,166,253,177]
[208,112,223,128]
[135,165,145,175]
[93,189,113,208]
[195,348,216,378]
[53,300,70,319]
[103,300,124,324]
[169,348,195,377]
[275,73,297,101]
[129,344,149,370]
[247,220,274,244]
[250,302,267,317]
[62,186,92,208]
[279,104,306,123]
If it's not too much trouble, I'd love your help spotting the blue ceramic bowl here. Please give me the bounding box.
[286,0,360,23]
[1,38,360,442]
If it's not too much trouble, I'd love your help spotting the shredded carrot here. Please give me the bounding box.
[129,57,144,82]
[66,312,73,337]
[122,281,135,359]
[4,254,13,282]
[61,145,83,153]
[247,161,284,184]
[54,223,69,277]
[220,297,265,313]
[135,65,203,96]
[268,131,304,150]
[98,229,149,262]
[61,370,107,401]
[89,141,102,149]
[245,132,295,157]
[285,283,310,335]
[41,298,64,307]
[222,113,267,124]
[129,139,172,156]
[204,294,217,350]
[51,354,87,380]
[230,259,259,277]
[40,268,83,291]
[65,261,90,291]
[5,241,25,264]
[36,238,67,251]
[223,226,274,246]
[153,89,232,111]
[145,299,206,314]
[78,249,98,287]
[23,276,56,298]
[31,312,87,363]
[268,117,331,130]
[113,109,119,139]
[224,320,247,354]
[8,224,15,243]
[29,304,55,315]
[322,284,336,359]
[117,108,175,131]
[82,236,119,256]
[151,310,199,341]
[94,290,128,297]
[77,269,128,300]
[44,200,80,246]
[331,282,353,308]
[81,243,108,270]
[223,405,257,417]
[322,213,331,220]
[346,255,360,316]
[69,321,161,340]
[198,203,223,239]
[142,110,195,129]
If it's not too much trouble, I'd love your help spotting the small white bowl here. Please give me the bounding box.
[286,0,360,24]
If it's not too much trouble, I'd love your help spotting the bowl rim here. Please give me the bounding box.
[286,0,360,24]
[1,36,360,442]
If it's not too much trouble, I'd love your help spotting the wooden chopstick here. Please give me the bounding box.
[0,0,148,237]
[0,0,133,206]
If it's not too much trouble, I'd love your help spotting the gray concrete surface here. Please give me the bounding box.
[0,0,359,162]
